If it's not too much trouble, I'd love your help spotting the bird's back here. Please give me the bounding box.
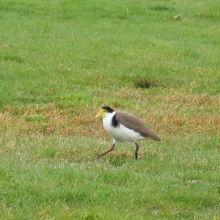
[116,111,161,141]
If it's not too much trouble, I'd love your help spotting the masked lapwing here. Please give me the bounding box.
[95,106,161,160]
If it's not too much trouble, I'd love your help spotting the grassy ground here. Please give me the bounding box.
[0,0,220,219]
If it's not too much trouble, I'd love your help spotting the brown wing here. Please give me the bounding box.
[116,111,161,141]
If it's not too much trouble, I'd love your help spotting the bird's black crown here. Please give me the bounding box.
[101,106,114,113]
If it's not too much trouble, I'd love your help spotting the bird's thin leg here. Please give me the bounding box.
[94,143,116,160]
[135,143,140,159]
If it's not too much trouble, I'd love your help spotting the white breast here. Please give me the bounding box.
[103,112,144,143]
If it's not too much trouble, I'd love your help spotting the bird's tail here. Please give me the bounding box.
[149,131,161,141]
[152,133,161,141]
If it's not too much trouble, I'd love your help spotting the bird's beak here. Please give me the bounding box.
[95,109,105,118]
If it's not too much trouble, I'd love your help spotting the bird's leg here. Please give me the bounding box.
[94,143,116,160]
[135,143,140,159]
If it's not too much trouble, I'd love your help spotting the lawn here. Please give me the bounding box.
[0,0,219,219]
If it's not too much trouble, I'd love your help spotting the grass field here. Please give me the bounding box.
[0,0,220,219]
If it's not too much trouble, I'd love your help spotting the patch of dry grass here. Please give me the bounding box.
[1,92,219,138]
[161,93,220,107]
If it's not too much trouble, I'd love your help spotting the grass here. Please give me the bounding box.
[0,0,220,219]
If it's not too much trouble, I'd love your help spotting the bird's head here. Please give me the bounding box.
[96,106,114,118]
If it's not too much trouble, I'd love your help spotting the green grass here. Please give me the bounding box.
[0,134,219,219]
[0,0,220,219]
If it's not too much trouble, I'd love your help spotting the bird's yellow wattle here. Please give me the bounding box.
[95,109,106,118]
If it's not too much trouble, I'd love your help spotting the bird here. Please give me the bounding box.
[95,106,161,160]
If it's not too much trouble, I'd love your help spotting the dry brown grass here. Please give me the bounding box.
[0,91,219,138]
[161,93,220,106]
[151,112,220,135]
